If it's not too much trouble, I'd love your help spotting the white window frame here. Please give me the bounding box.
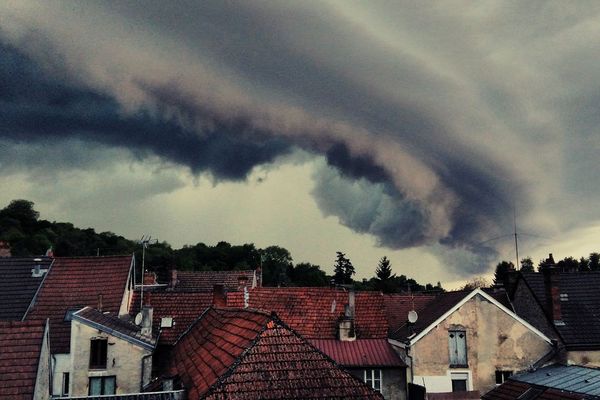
[62,372,70,396]
[364,369,383,392]
[450,371,470,392]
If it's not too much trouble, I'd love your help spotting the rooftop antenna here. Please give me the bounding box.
[513,203,520,269]
[138,235,158,310]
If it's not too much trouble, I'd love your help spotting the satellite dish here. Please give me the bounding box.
[408,310,418,324]
[134,313,143,325]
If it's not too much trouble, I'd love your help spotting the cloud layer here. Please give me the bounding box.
[2,1,600,274]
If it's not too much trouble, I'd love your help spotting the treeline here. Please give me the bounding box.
[0,199,441,292]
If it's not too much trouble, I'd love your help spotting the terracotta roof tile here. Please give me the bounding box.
[0,257,52,320]
[0,320,46,400]
[130,290,213,345]
[309,339,405,367]
[175,270,256,292]
[227,288,388,339]
[25,255,133,354]
[167,307,384,399]
[383,293,435,335]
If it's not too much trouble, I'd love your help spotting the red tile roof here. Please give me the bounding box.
[130,290,213,345]
[25,255,133,354]
[227,287,388,339]
[0,257,52,320]
[175,270,256,292]
[309,339,405,367]
[0,320,47,400]
[383,293,435,334]
[167,307,384,399]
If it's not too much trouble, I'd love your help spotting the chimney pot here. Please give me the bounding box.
[169,269,178,290]
[542,266,562,323]
[97,294,103,312]
[213,284,227,308]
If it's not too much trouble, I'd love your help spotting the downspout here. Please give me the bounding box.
[405,342,414,399]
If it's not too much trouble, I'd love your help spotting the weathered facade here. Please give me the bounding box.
[393,289,553,396]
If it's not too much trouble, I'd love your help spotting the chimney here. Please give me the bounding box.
[144,272,157,286]
[237,275,249,292]
[255,267,262,288]
[97,294,103,312]
[0,241,11,257]
[213,284,227,308]
[338,289,356,341]
[31,258,48,278]
[141,306,153,337]
[169,269,178,290]
[542,263,562,324]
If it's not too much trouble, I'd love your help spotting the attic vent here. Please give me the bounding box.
[160,317,173,328]
[560,293,569,301]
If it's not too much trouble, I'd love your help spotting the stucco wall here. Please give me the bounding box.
[33,322,51,400]
[69,320,152,396]
[51,353,70,396]
[411,293,552,394]
[348,367,406,400]
[567,351,600,367]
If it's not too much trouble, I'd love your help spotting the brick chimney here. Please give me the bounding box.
[169,269,178,290]
[141,306,153,337]
[144,272,157,285]
[213,284,227,308]
[237,275,249,292]
[0,241,11,257]
[542,258,562,324]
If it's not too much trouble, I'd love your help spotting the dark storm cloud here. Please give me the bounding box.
[0,42,291,180]
[4,1,600,274]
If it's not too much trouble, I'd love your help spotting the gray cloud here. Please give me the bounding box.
[2,1,600,273]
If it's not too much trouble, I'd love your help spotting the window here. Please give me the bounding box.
[364,369,382,392]
[451,372,468,392]
[89,376,116,395]
[160,317,173,328]
[448,330,467,367]
[62,372,69,396]
[496,370,513,385]
[89,338,108,369]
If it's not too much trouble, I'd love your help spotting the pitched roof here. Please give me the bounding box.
[383,293,435,335]
[167,307,384,399]
[227,287,388,339]
[25,255,133,354]
[309,339,405,367]
[0,257,52,320]
[0,320,47,400]
[175,270,255,292]
[392,288,537,344]
[130,290,213,345]
[73,307,156,350]
[520,272,600,349]
[482,364,600,400]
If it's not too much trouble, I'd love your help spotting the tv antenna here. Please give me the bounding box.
[138,235,158,310]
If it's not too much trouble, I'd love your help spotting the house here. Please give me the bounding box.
[511,266,600,366]
[483,364,600,399]
[164,306,385,399]
[389,288,554,396]
[67,306,157,396]
[172,269,259,291]
[226,287,407,399]
[0,320,51,400]
[0,256,52,320]
[24,255,135,397]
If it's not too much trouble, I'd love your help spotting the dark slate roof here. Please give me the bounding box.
[0,320,47,400]
[175,270,256,292]
[73,307,156,349]
[521,272,600,349]
[26,255,133,354]
[482,364,600,400]
[392,288,514,341]
[59,391,185,400]
[383,293,435,335]
[166,307,384,399]
[309,339,405,367]
[227,288,388,339]
[130,290,213,345]
[0,257,52,320]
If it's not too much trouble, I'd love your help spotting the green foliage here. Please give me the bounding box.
[590,253,600,271]
[520,257,535,273]
[290,263,329,287]
[493,261,514,286]
[375,256,396,293]
[260,245,293,286]
[333,252,355,285]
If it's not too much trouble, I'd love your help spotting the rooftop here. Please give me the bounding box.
[174,270,256,292]
[0,257,52,320]
[309,338,405,367]
[383,293,435,335]
[0,320,47,400]
[227,287,388,339]
[25,255,133,354]
[166,307,384,399]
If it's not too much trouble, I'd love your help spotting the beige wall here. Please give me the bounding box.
[33,322,51,400]
[411,293,552,394]
[566,351,600,367]
[51,353,70,397]
[69,320,152,396]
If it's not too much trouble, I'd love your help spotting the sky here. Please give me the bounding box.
[2,1,600,288]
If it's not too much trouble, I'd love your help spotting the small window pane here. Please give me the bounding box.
[452,379,467,392]
[89,378,102,395]
[104,376,116,395]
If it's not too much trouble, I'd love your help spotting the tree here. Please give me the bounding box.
[333,252,355,285]
[520,257,535,273]
[493,261,514,286]
[461,276,490,290]
[290,263,328,287]
[260,246,293,286]
[557,256,579,272]
[579,257,590,272]
[590,253,600,271]
[375,256,396,292]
